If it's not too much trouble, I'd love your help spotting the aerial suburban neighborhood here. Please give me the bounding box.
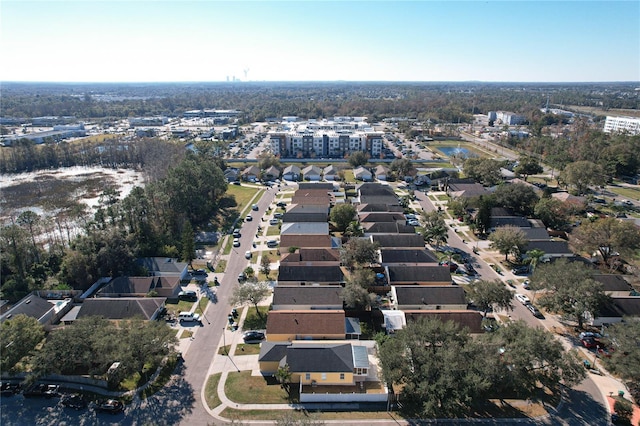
[1,2,639,424]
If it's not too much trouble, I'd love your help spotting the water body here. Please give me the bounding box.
[437,146,471,157]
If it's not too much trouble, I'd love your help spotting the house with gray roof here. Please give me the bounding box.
[283,165,301,181]
[374,165,390,181]
[272,286,343,310]
[302,165,322,181]
[592,274,633,297]
[323,165,339,181]
[385,265,452,286]
[136,257,189,281]
[354,166,373,182]
[391,286,467,310]
[96,276,181,298]
[0,294,73,330]
[404,310,485,334]
[277,265,345,285]
[74,297,166,321]
[263,165,281,181]
[379,249,438,265]
[241,165,261,182]
[371,234,425,248]
[280,222,329,236]
[363,222,416,235]
[523,240,573,259]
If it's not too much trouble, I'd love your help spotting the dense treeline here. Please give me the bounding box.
[2,81,637,124]
[0,150,229,301]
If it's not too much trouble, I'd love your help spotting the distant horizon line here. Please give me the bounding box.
[2,80,639,85]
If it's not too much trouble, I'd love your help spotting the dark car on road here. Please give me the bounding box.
[243,331,265,342]
[94,399,124,414]
[61,394,87,410]
[0,382,20,396]
[23,384,60,398]
[526,303,544,318]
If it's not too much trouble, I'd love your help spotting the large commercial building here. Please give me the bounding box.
[604,116,640,135]
[270,117,384,159]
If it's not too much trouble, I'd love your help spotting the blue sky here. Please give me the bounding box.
[1,1,638,82]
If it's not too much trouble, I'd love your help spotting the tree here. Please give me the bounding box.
[343,220,363,238]
[390,158,414,178]
[466,280,514,317]
[420,210,448,248]
[378,318,490,417]
[524,248,545,273]
[514,156,543,181]
[531,259,609,328]
[559,160,604,195]
[489,225,527,261]
[0,314,45,373]
[603,321,640,383]
[492,183,539,216]
[347,151,369,167]
[339,238,379,270]
[463,158,503,186]
[534,197,571,230]
[180,220,195,266]
[257,153,281,170]
[260,255,271,278]
[474,195,493,235]
[274,364,293,395]
[572,217,640,270]
[230,281,271,320]
[480,320,585,396]
[17,210,41,263]
[329,204,356,232]
[342,267,376,309]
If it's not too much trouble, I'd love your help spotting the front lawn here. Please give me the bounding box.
[204,373,222,409]
[225,370,297,404]
[242,305,269,330]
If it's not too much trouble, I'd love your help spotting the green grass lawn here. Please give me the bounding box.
[266,225,280,236]
[608,184,640,201]
[204,373,222,409]
[165,299,196,315]
[242,305,269,330]
[226,185,263,214]
[225,370,295,404]
[235,343,262,355]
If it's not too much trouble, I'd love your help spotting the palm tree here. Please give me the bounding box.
[525,249,546,273]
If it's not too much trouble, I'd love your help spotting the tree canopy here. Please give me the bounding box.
[489,225,528,261]
[0,314,45,373]
[492,183,539,216]
[463,158,504,186]
[230,281,271,320]
[559,160,604,195]
[530,259,609,328]
[571,217,640,270]
[329,204,356,232]
[339,238,379,270]
[466,279,514,316]
[420,210,448,248]
[514,156,543,181]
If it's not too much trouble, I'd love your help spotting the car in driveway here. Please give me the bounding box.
[233,238,241,247]
[515,293,530,305]
[273,212,283,218]
[178,290,197,301]
[581,337,600,349]
[245,251,252,259]
[276,201,287,208]
[269,218,279,226]
[266,239,278,248]
[511,266,529,275]
[243,331,265,342]
[407,219,420,226]
[522,280,531,290]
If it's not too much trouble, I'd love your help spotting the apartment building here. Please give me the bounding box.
[603,116,640,135]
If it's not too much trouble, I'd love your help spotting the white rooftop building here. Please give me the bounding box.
[604,116,640,135]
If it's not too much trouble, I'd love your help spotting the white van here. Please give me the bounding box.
[178,312,201,323]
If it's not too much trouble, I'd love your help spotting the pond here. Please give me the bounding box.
[437,146,472,157]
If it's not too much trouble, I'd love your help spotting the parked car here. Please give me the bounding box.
[526,304,543,318]
[269,218,279,226]
[192,269,207,276]
[439,261,458,272]
[238,272,246,282]
[251,204,259,211]
[232,228,241,238]
[178,312,201,323]
[61,394,87,410]
[581,337,600,349]
[23,384,60,398]
[579,331,603,340]
[515,293,530,305]
[0,382,20,396]
[273,212,283,219]
[245,251,252,259]
[511,266,529,275]
[266,240,278,248]
[276,201,287,208]
[245,214,253,221]
[522,280,531,290]
[94,399,124,414]
[243,331,265,342]
[233,238,241,247]
[178,290,197,302]
[407,219,420,226]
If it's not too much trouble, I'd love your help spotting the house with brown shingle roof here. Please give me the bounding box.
[241,165,261,182]
[266,310,346,341]
[280,248,340,265]
[279,235,341,252]
[357,203,404,213]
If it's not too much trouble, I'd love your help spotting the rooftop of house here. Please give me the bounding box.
[272,286,343,307]
[278,265,345,283]
[393,285,466,306]
[280,248,340,263]
[371,233,425,248]
[386,265,452,283]
[403,310,485,334]
[380,249,439,264]
[76,297,165,320]
[266,310,346,336]
[284,342,354,373]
